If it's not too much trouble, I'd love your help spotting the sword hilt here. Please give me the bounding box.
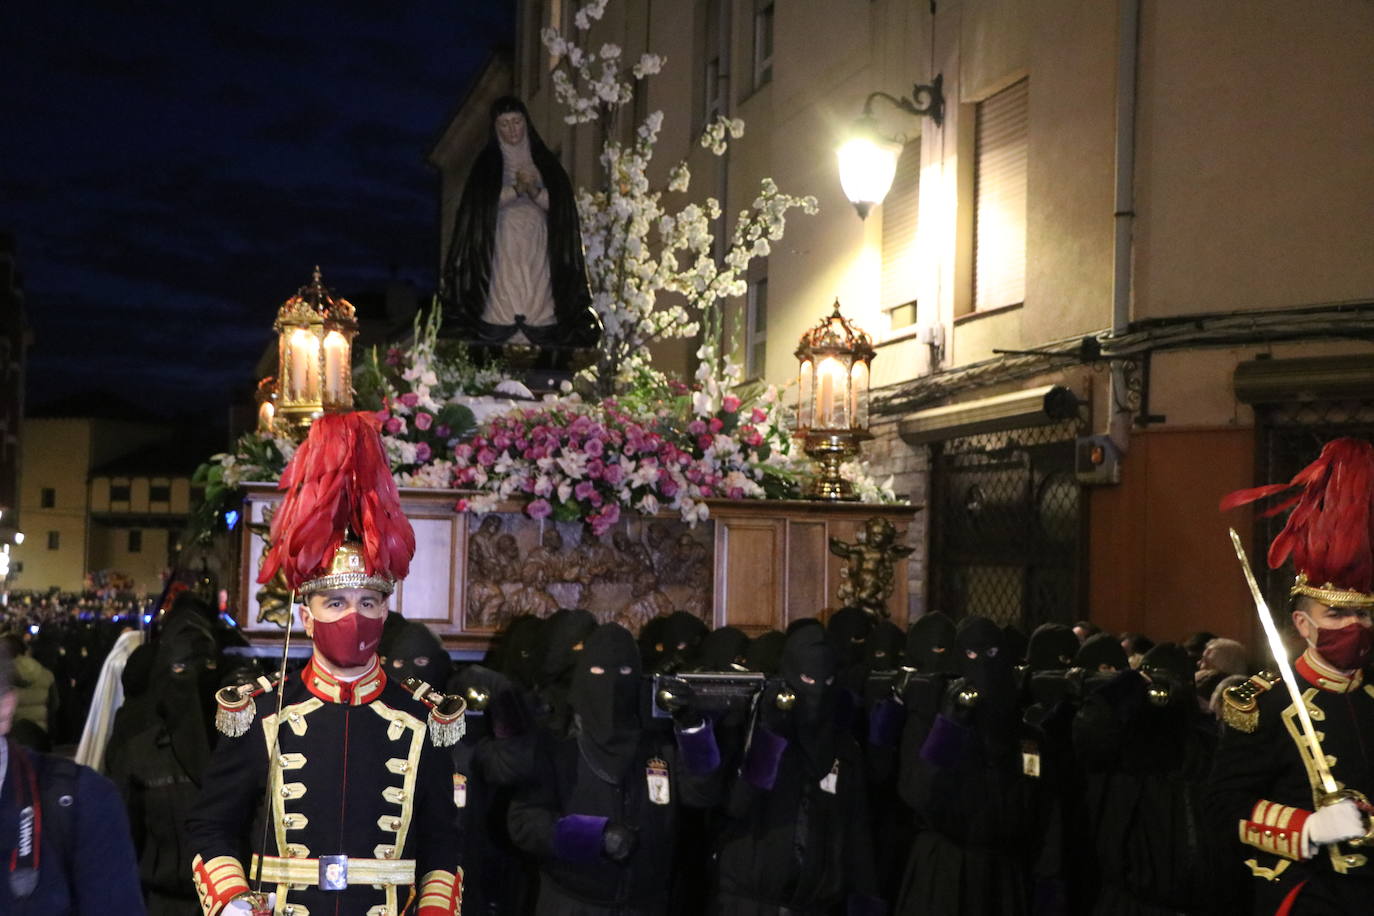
[1319,788,1374,847]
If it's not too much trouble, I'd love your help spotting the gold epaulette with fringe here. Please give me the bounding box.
[214,673,284,738]
[1221,671,1280,734]
[403,676,468,747]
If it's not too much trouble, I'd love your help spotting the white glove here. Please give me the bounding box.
[223,893,275,915]
[1303,799,1366,855]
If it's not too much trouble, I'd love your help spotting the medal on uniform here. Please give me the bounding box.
[453,773,468,808]
[1021,739,1041,778]
[819,760,839,794]
[646,757,670,805]
[319,855,349,891]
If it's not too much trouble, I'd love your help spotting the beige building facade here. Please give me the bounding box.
[435,0,1374,644]
[14,417,194,594]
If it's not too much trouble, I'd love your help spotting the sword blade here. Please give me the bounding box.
[1228,528,1338,795]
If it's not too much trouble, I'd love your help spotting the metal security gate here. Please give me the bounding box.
[1254,398,1374,609]
[929,418,1086,629]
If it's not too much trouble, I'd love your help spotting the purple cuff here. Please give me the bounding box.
[552,814,608,863]
[919,714,970,769]
[847,893,888,916]
[675,722,721,773]
[742,725,788,790]
[867,697,906,748]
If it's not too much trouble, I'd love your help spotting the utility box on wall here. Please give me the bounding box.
[1075,434,1121,485]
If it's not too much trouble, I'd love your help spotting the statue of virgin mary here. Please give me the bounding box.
[441,96,598,348]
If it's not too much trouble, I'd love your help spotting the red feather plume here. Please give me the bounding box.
[258,412,416,591]
[1220,437,1374,592]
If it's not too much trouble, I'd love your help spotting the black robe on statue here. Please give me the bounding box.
[441,96,597,348]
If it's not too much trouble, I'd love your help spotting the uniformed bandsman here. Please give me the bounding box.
[185,412,465,916]
[1213,437,1374,914]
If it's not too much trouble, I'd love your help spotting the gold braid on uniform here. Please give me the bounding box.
[404,677,468,747]
[1221,671,1279,734]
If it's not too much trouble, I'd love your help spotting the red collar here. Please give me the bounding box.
[1296,649,1364,694]
[302,657,387,705]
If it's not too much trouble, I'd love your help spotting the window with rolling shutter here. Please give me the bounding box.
[882,139,921,331]
[974,78,1028,311]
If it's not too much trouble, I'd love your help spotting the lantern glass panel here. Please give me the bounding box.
[816,356,850,429]
[798,358,813,428]
[851,361,870,429]
[322,330,349,407]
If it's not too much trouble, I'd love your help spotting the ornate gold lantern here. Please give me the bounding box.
[794,299,876,500]
[273,267,358,435]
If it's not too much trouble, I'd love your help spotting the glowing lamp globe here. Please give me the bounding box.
[836,116,902,220]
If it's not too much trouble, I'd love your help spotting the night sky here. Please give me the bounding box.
[2,2,514,421]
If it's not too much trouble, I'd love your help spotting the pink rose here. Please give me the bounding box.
[687,420,707,436]
[602,463,624,485]
[584,437,605,458]
[527,498,552,520]
[697,435,714,451]
[414,442,432,463]
[414,412,434,431]
[384,417,405,435]
[751,407,768,424]
[476,447,498,467]
[574,480,597,502]
[728,486,745,499]
[453,443,474,461]
[741,425,764,447]
[722,395,741,413]
[709,417,724,433]
[587,459,606,479]
[399,392,420,408]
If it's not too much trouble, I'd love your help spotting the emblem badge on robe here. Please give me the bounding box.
[646,757,670,805]
[819,760,840,795]
[1021,739,1041,778]
[453,773,468,809]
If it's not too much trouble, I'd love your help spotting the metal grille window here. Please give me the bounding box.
[974,78,1028,311]
[882,139,921,334]
[929,417,1084,630]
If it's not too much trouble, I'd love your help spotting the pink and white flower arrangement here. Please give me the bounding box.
[452,380,805,534]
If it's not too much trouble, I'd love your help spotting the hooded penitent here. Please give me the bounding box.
[826,607,874,669]
[781,626,839,778]
[957,616,1020,759]
[1026,623,1080,672]
[864,620,905,670]
[541,608,598,687]
[745,630,785,675]
[1075,632,1129,672]
[497,614,547,690]
[696,626,751,671]
[384,620,452,689]
[654,611,709,673]
[570,623,643,780]
[441,95,597,347]
[906,612,961,675]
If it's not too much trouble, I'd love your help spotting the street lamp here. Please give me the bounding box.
[836,74,945,219]
[273,267,358,436]
[794,299,876,500]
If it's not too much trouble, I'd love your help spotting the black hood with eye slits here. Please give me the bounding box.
[570,624,642,780]
[907,612,960,675]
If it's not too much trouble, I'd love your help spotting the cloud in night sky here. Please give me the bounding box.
[1,1,514,419]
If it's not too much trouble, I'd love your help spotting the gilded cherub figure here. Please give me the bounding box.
[829,517,913,618]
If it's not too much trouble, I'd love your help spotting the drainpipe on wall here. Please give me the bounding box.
[1107,0,1141,451]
